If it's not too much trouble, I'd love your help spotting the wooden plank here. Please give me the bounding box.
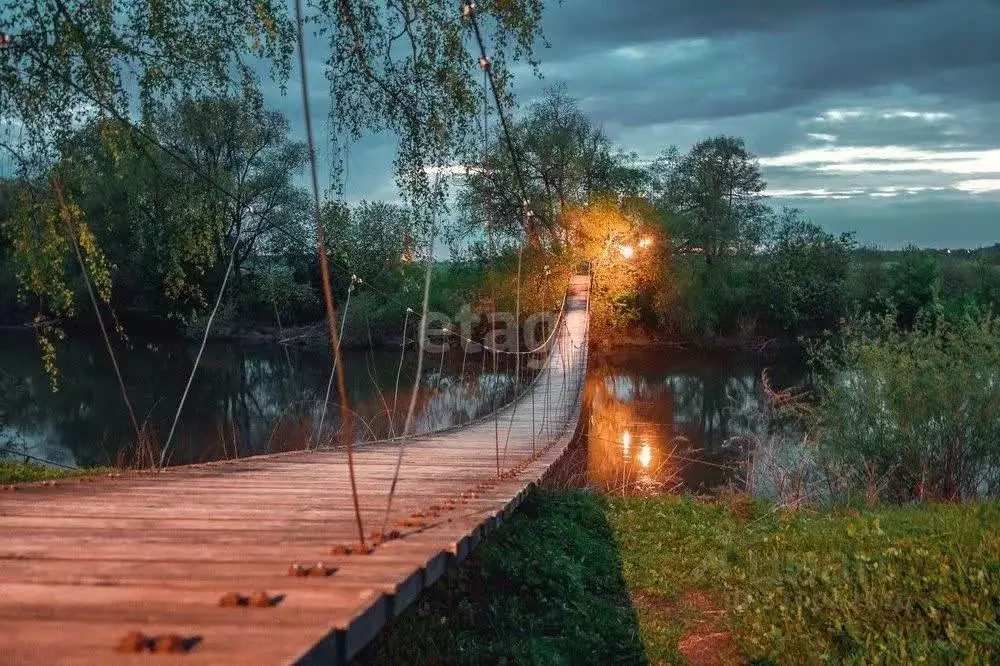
[0,275,591,665]
[0,618,337,665]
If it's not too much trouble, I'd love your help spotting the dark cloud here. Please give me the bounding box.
[543,0,941,55]
[259,0,1000,246]
[520,0,1000,126]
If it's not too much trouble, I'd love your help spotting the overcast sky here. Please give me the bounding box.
[271,0,1000,249]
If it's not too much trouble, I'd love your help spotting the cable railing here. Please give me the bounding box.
[338,284,578,451]
[1,0,591,500]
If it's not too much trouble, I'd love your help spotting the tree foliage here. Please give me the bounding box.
[0,0,293,166]
[765,208,856,334]
[47,98,310,322]
[888,246,941,327]
[0,180,115,388]
[314,0,547,218]
[456,86,644,249]
[562,197,660,333]
[323,199,427,288]
[652,136,769,264]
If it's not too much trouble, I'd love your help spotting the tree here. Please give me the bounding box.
[765,208,856,333]
[652,136,769,264]
[323,200,426,288]
[54,99,310,321]
[888,246,941,327]
[562,196,660,333]
[151,98,310,307]
[456,86,644,249]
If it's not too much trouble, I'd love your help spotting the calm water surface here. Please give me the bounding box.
[581,347,809,495]
[0,330,525,468]
[1,331,809,491]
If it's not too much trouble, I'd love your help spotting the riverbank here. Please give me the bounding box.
[589,327,803,354]
[360,490,1000,664]
[4,310,802,354]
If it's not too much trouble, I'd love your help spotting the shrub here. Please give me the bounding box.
[887,247,941,327]
[764,211,855,334]
[808,311,1000,502]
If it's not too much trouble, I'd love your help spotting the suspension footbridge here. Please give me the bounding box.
[0,275,590,665]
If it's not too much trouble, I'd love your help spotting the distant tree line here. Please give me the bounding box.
[2,84,998,352]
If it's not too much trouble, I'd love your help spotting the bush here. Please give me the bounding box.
[764,212,854,334]
[887,247,941,327]
[808,311,1000,502]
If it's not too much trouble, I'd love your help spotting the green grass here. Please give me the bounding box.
[0,460,113,484]
[609,494,1000,664]
[358,490,646,665]
[366,490,1000,665]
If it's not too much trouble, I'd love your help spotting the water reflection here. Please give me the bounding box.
[583,347,808,495]
[637,442,652,469]
[0,330,528,468]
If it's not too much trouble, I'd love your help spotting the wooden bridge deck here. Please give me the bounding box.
[0,276,590,665]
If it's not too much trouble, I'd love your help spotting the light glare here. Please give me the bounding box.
[638,443,652,468]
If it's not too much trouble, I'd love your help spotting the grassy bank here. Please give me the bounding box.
[363,490,1000,665]
[0,460,113,484]
[357,491,646,664]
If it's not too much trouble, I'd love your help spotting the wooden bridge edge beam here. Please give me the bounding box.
[294,343,590,666]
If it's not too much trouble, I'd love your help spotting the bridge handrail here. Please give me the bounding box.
[337,281,585,450]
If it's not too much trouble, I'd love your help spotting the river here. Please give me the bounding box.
[579,346,809,495]
[0,330,524,468]
[0,331,808,492]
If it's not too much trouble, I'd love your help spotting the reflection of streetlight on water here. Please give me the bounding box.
[638,442,652,468]
[621,430,651,467]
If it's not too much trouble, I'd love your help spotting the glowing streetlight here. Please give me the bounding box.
[639,237,653,249]
[619,245,634,259]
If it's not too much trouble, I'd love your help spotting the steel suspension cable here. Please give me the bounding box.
[0,447,81,471]
[159,235,237,468]
[383,223,436,531]
[294,0,365,548]
[314,276,354,447]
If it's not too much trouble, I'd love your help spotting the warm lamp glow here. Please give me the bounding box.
[638,443,652,468]
[619,245,634,259]
[621,430,631,455]
[639,237,653,249]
